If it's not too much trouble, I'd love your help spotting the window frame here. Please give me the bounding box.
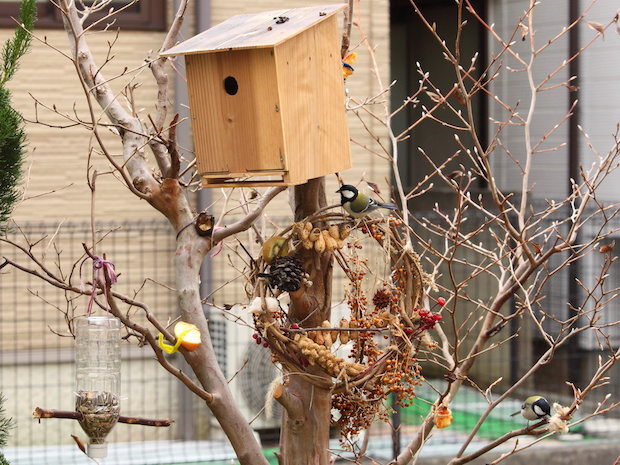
[0,1,166,31]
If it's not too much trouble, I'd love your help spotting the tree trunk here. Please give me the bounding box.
[279,177,334,465]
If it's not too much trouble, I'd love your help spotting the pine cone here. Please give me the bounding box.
[261,256,307,292]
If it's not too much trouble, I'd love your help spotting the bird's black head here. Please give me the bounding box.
[532,397,551,417]
[336,185,358,204]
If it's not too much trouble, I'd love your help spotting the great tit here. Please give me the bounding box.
[510,395,551,421]
[336,185,398,219]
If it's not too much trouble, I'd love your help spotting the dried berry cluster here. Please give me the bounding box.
[332,349,423,438]
[332,389,390,438]
[329,233,440,438]
[359,217,404,240]
[252,332,270,348]
[382,355,423,407]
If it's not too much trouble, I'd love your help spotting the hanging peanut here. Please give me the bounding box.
[339,318,350,344]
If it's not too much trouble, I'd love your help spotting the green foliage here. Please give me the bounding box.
[0,87,26,227]
[0,0,36,87]
[0,393,14,464]
[0,0,36,228]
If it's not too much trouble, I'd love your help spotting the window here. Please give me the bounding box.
[0,0,166,31]
[390,0,488,205]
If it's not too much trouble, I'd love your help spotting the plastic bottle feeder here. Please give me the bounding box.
[74,316,121,458]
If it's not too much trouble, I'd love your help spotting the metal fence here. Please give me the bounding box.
[0,221,214,465]
[1,216,619,465]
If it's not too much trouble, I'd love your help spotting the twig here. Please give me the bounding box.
[33,407,174,427]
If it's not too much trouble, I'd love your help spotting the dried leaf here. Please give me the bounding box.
[71,435,86,454]
[454,88,467,105]
[586,21,605,39]
[366,181,380,194]
[427,91,444,104]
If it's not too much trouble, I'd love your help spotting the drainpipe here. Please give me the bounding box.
[194,0,213,303]
[173,0,212,441]
[567,0,583,393]
[568,0,580,190]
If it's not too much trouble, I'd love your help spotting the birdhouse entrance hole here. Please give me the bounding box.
[224,76,238,95]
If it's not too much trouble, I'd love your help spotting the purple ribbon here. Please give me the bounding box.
[86,256,117,314]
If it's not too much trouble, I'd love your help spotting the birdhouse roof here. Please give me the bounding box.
[161,4,347,56]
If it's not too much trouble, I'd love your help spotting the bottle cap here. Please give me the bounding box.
[87,442,108,458]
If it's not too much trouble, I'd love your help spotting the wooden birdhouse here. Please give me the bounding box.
[161,4,351,187]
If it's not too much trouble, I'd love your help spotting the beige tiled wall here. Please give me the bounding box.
[3,27,170,224]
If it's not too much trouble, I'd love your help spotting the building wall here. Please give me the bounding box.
[488,0,620,202]
[2,28,170,224]
[487,0,571,200]
[578,0,620,200]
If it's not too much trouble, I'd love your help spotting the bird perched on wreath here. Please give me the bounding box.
[511,395,551,422]
[336,184,398,219]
